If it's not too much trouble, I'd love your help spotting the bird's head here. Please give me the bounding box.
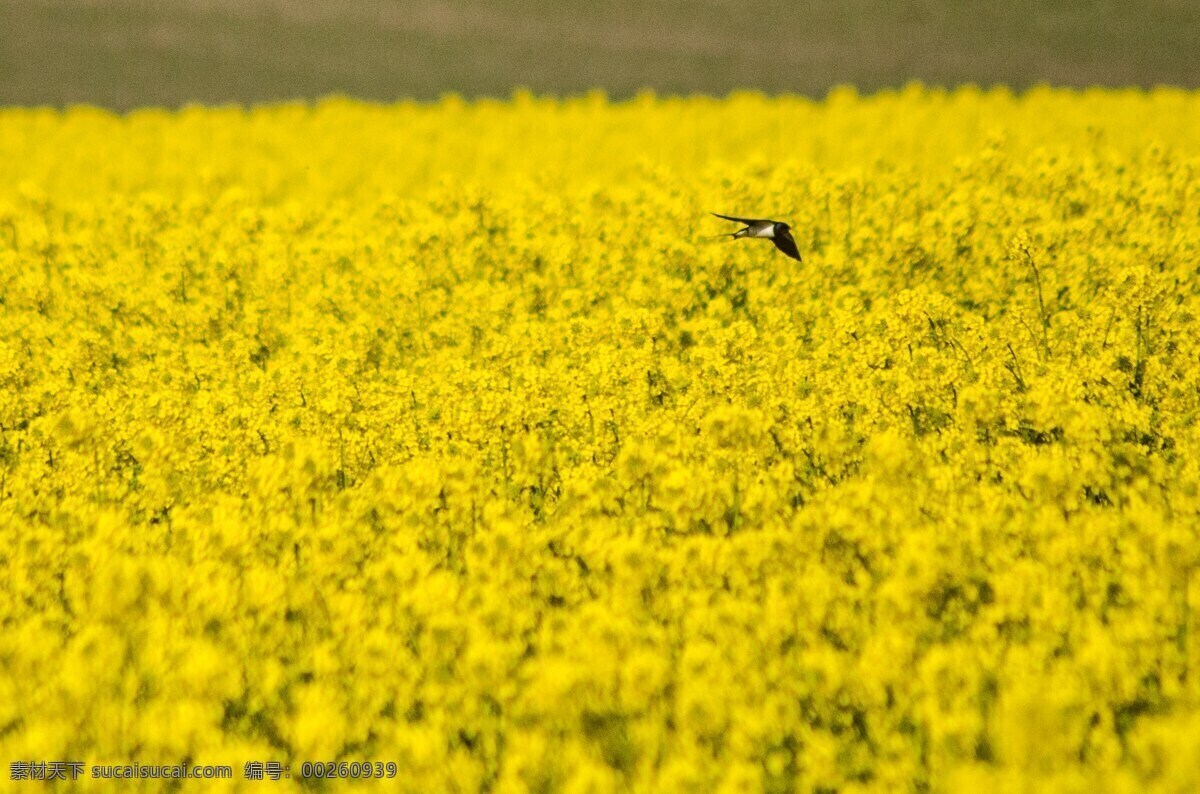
[775,221,791,234]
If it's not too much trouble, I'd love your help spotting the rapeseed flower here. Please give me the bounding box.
[0,87,1199,791]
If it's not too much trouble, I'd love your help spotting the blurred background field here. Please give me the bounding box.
[2,0,1199,109]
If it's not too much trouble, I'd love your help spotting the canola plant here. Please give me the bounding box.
[1,86,1199,791]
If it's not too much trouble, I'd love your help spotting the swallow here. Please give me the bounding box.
[711,213,802,261]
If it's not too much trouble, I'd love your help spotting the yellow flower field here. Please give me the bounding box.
[1,86,1200,791]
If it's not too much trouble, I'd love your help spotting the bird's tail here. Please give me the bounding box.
[703,229,752,240]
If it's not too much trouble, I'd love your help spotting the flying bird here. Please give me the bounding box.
[711,213,802,261]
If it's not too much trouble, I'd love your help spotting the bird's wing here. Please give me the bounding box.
[711,212,772,226]
[772,231,802,261]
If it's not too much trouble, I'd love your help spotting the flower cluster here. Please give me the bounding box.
[1,86,1199,791]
